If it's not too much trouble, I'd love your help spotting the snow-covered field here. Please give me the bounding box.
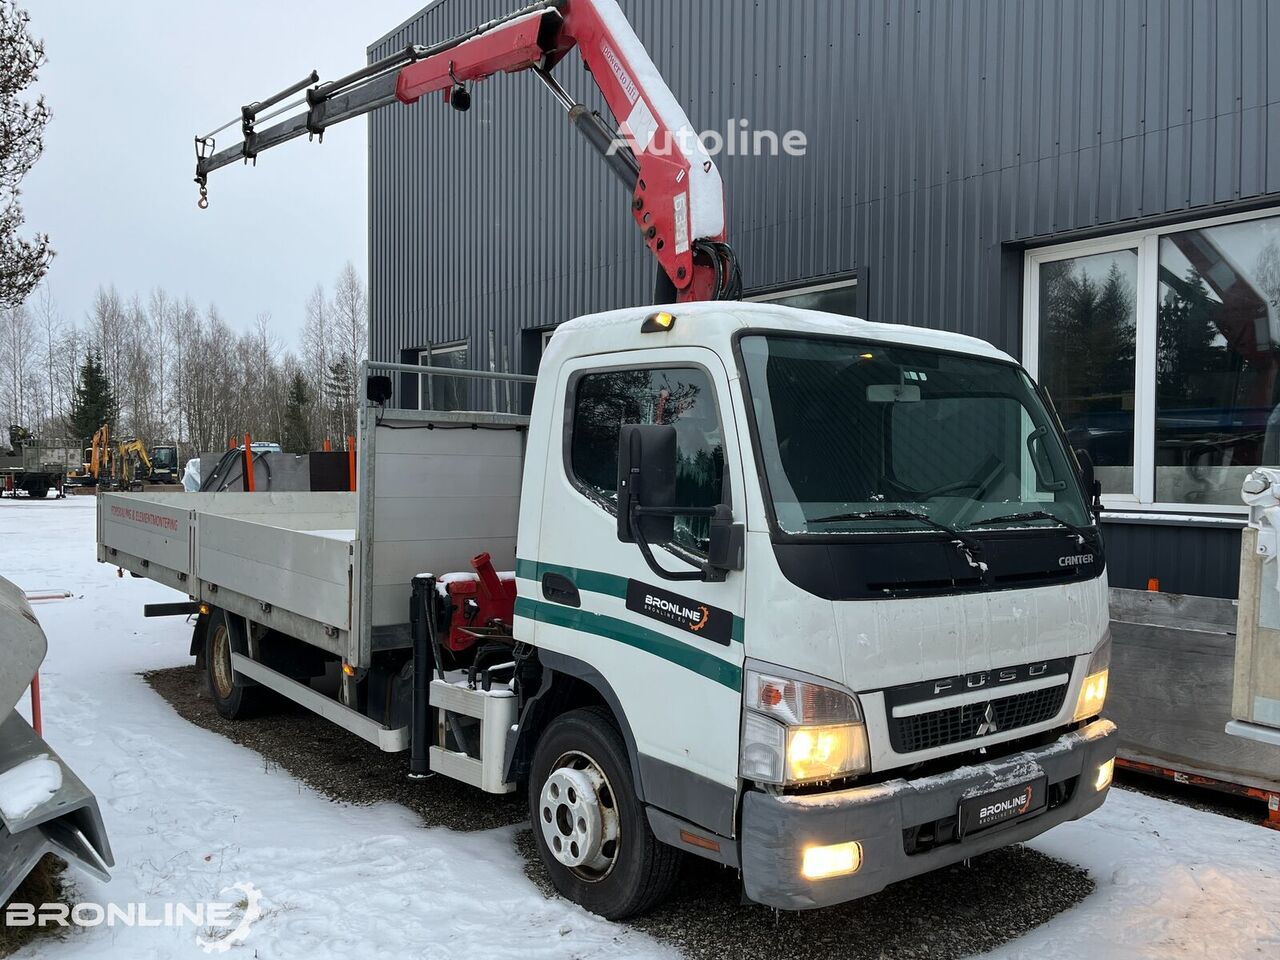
[3,495,1280,959]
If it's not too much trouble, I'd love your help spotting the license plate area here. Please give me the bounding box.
[958,776,1047,837]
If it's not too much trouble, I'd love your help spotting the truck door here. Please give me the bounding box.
[528,346,746,836]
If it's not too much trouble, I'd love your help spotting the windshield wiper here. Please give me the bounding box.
[969,510,1095,544]
[807,509,992,580]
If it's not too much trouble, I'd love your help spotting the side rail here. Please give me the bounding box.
[363,358,537,415]
[355,360,533,667]
[96,492,195,594]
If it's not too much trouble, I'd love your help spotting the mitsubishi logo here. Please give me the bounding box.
[975,702,1000,737]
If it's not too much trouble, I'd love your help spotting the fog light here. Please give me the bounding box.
[1095,757,1115,792]
[801,841,863,880]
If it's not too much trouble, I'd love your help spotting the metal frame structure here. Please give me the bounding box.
[99,362,535,754]
[1022,202,1280,519]
[193,0,740,303]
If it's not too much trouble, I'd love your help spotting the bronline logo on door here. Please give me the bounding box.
[643,593,709,631]
[625,580,732,646]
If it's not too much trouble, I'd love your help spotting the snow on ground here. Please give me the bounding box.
[0,755,62,822]
[3,494,1280,959]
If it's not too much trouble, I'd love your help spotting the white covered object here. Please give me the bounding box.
[1242,468,1280,561]
[1242,468,1280,628]
[182,457,201,492]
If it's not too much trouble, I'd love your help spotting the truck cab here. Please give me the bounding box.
[516,301,1115,911]
[148,444,179,483]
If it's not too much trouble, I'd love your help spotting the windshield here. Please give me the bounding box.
[152,447,177,468]
[739,335,1092,535]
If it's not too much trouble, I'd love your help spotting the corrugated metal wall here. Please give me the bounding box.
[1103,520,1243,599]
[368,0,1280,596]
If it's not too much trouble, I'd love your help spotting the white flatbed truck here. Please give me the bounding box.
[101,302,1117,917]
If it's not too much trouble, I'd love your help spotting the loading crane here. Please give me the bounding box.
[194,0,740,302]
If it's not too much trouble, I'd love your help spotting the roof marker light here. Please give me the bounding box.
[642,311,677,333]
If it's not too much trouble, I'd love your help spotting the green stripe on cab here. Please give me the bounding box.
[514,596,742,691]
[515,558,746,643]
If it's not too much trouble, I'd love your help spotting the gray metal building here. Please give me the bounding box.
[368,0,1280,600]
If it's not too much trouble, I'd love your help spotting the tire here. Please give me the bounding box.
[204,607,271,720]
[528,706,682,919]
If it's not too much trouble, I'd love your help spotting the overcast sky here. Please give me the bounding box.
[23,0,428,347]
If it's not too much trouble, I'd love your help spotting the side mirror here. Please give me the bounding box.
[707,504,745,574]
[366,374,393,405]
[1075,448,1103,514]
[616,424,677,544]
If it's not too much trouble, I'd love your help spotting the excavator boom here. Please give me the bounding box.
[193,0,739,301]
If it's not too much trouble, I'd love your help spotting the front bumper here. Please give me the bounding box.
[740,718,1115,910]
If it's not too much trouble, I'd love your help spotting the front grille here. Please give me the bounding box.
[888,684,1067,754]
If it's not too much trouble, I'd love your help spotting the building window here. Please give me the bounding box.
[418,342,469,411]
[568,366,726,557]
[749,276,859,316]
[1025,207,1280,513]
[1036,248,1139,497]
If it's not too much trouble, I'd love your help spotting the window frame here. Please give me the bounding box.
[1023,204,1280,517]
[747,274,860,314]
[417,340,469,412]
[561,360,732,560]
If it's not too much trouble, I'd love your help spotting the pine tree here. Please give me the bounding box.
[67,350,115,441]
[1157,267,1224,407]
[282,372,313,453]
[0,3,53,307]
[324,356,355,441]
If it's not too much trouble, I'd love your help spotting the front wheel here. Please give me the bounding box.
[528,706,681,919]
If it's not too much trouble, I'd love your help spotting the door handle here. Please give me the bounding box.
[542,572,581,608]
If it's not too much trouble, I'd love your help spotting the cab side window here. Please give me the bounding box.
[570,367,726,556]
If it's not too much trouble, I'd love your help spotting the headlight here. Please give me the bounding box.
[1073,631,1111,722]
[740,669,870,784]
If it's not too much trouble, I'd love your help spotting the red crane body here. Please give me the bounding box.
[194,0,739,302]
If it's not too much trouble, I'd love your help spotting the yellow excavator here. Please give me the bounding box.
[69,428,181,490]
[66,426,110,487]
[112,438,152,489]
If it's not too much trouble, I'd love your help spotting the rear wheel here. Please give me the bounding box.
[528,706,681,919]
[204,608,271,719]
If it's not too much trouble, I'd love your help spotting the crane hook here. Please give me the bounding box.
[197,184,209,210]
